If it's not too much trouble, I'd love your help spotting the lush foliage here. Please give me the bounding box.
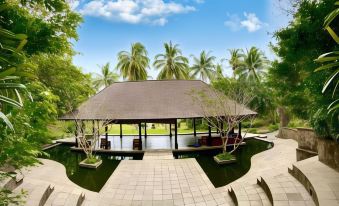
[117,42,149,81]
[29,54,94,114]
[154,42,189,80]
[268,0,339,138]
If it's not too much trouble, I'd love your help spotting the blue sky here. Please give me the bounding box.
[71,0,290,78]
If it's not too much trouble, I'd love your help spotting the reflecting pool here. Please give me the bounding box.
[176,139,273,187]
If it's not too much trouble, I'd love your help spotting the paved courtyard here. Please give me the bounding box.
[19,132,322,205]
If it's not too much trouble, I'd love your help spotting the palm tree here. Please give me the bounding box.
[236,47,268,82]
[92,62,119,90]
[116,42,149,81]
[215,62,224,80]
[190,51,216,82]
[154,42,189,80]
[227,49,243,78]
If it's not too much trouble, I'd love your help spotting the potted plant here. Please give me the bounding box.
[74,120,110,169]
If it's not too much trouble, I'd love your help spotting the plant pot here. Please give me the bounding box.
[79,159,102,169]
[213,156,237,165]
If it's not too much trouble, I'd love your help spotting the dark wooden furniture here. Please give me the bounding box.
[100,138,111,149]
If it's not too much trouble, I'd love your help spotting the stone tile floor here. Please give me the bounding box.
[143,151,174,160]
[17,132,329,205]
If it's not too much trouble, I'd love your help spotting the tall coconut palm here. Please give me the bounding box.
[227,49,243,78]
[92,62,119,90]
[154,42,189,80]
[215,62,224,80]
[116,42,149,81]
[190,51,216,82]
[236,47,268,82]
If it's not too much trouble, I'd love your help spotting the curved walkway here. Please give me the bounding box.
[17,132,318,205]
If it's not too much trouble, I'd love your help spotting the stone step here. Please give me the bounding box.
[289,156,339,206]
[257,173,315,206]
[45,187,85,206]
[229,183,271,206]
[12,180,54,206]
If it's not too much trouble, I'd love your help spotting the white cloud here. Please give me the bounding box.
[79,0,195,25]
[224,12,266,32]
[240,12,263,32]
[224,13,241,31]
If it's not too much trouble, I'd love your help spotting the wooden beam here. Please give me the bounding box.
[193,118,196,137]
[174,120,178,149]
[105,125,108,149]
[138,123,142,150]
[144,123,147,138]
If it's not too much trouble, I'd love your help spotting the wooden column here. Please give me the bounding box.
[208,122,212,146]
[238,122,242,137]
[92,120,95,136]
[174,120,178,149]
[193,118,196,137]
[75,121,78,147]
[144,123,147,139]
[120,124,123,139]
[138,123,142,150]
[105,125,108,149]
[169,124,172,137]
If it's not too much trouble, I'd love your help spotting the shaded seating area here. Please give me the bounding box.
[60,80,256,151]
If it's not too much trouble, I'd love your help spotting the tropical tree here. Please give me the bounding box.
[236,47,268,82]
[215,62,224,80]
[227,49,243,78]
[92,62,119,91]
[190,51,216,82]
[0,27,29,130]
[154,42,189,80]
[315,1,339,113]
[116,42,149,81]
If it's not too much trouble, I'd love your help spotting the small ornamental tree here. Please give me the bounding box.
[73,119,111,164]
[191,84,255,156]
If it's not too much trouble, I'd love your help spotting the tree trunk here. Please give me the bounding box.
[277,106,290,127]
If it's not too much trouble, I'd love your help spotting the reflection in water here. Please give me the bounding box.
[42,145,141,192]
[177,139,273,187]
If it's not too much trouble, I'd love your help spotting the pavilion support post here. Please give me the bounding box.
[120,124,122,139]
[144,123,147,139]
[174,120,178,149]
[208,122,212,146]
[169,124,172,137]
[75,121,78,147]
[105,125,108,149]
[238,122,242,138]
[193,118,196,137]
[92,120,95,135]
[138,123,142,150]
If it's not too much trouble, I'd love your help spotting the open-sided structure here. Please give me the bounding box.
[61,80,256,150]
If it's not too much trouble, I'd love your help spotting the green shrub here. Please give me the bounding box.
[215,152,235,160]
[247,128,258,133]
[268,124,279,131]
[84,156,100,164]
[252,118,268,128]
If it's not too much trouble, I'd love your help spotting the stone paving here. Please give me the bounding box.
[143,150,174,160]
[15,132,331,205]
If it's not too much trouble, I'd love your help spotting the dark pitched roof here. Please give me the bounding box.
[60,80,256,120]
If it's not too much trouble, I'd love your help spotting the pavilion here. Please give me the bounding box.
[60,80,256,150]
